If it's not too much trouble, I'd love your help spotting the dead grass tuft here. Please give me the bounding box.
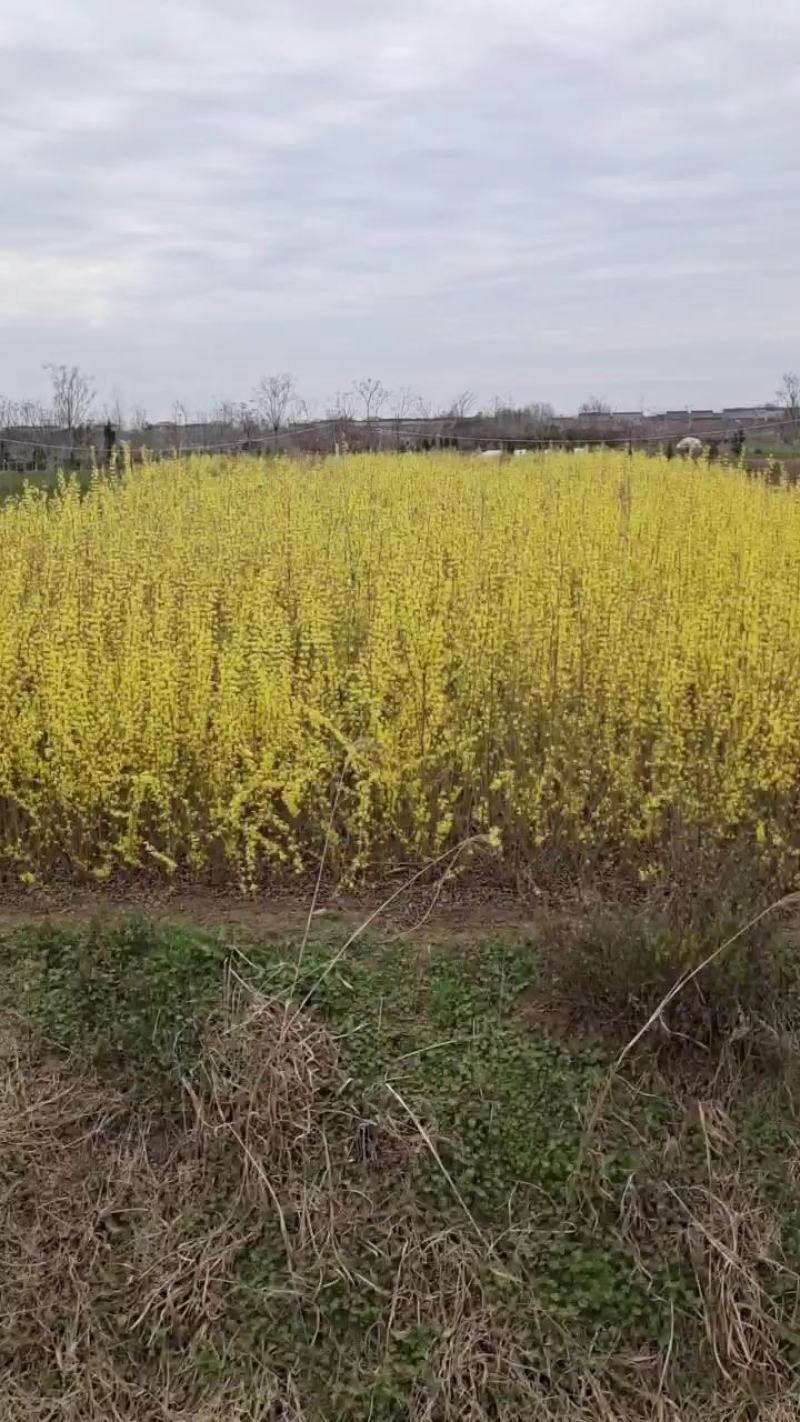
[0,982,428,1421]
[669,1175,797,1384]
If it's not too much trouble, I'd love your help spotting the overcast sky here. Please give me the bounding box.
[1,0,798,419]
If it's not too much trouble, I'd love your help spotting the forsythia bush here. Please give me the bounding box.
[1,451,799,889]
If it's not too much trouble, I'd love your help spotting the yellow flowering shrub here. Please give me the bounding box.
[0,450,799,888]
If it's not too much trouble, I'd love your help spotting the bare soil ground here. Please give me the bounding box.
[0,883,537,945]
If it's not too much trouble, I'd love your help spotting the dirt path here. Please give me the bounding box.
[0,883,538,945]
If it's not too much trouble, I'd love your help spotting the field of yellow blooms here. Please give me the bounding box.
[0,450,799,891]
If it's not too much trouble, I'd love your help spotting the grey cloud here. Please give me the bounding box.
[1,0,799,414]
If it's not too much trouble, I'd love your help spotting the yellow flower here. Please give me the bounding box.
[0,449,797,891]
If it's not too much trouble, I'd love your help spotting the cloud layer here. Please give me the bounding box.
[2,0,798,415]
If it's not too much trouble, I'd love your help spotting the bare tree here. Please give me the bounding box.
[215,399,261,441]
[200,399,229,441]
[491,393,514,418]
[776,372,800,440]
[209,398,235,425]
[391,387,426,441]
[353,377,389,425]
[0,397,25,430]
[205,398,238,434]
[527,401,555,423]
[445,390,475,419]
[1,397,50,432]
[236,401,260,440]
[102,393,126,430]
[131,406,149,432]
[253,373,301,437]
[20,397,51,428]
[328,391,356,422]
[169,399,188,453]
[43,363,96,432]
[392,387,425,421]
[579,396,612,416]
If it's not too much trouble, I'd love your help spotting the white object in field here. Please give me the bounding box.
[573,445,589,454]
[676,436,703,458]
[478,448,503,458]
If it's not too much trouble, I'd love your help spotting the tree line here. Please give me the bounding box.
[0,366,630,438]
[3,365,800,447]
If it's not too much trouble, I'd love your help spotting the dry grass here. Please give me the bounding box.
[2,946,800,1421]
[1,979,566,1421]
[0,984,360,1420]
